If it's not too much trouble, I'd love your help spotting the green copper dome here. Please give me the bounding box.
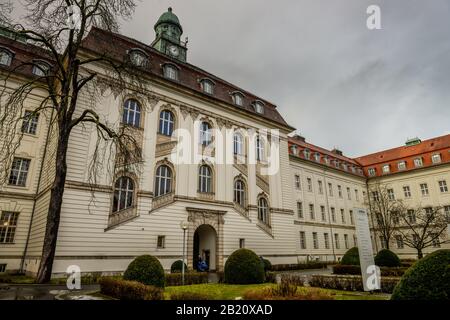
[154,7,183,33]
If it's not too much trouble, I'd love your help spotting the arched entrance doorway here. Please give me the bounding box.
[193,224,217,271]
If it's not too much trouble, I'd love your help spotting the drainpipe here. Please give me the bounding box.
[366,179,379,253]
[322,170,337,262]
[20,108,54,273]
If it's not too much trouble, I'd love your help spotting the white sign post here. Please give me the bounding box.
[354,208,381,291]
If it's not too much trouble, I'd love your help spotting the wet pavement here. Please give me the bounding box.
[0,284,100,300]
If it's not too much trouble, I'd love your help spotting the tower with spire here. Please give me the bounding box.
[151,7,188,62]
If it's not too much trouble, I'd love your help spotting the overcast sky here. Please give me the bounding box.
[11,0,450,157]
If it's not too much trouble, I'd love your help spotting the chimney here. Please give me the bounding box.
[331,148,343,156]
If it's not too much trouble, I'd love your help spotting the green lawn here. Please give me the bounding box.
[164,283,390,300]
[0,274,36,284]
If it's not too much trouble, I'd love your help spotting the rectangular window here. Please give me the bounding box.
[328,183,333,196]
[344,234,349,249]
[431,154,442,164]
[432,234,441,248]
[382,165,390,174]
[338,185,342,198]
[445,206,450,223]
[334,233,340,249]
[239,238,245,249]
[309,204,315,220]
[297,202,303,219]
[398,161,407,171]
[372,191,380,202]
[387,188,395,200]
[8,158,30,187]
[0,212,19,244]
[313,232,319,249]
[379,236,387,249]
[355,189,359,201]
[414,158,423,168]
[307,178,313,192]
[318,180,323,194]
[396,235,404,249]
[439,180,448,193]
[347,187,351,200]
[368,168,376,176]
[340,209,346,224]
[157,236,165,249]
[321,206,326,221]
[295,175,301,190]
[403,186,411,198]
[0,264,6,273]
[349,210,354,225]
[353,235,357,247]
[420,183,429,196]
[299,231,306,249]
[324,233,330,249]
[407,210,416,224]
[331,207,336,222]
[21,111,39,135]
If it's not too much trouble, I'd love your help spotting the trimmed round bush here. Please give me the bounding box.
[170,260,188,273]
[123,255,165,288]
[375,249,401,267]
[224,249,265,284]
[261,258,272,272]
[391,250,450,300]
[340,247,360,266]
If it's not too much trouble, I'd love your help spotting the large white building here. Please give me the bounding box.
[0,9,449,276]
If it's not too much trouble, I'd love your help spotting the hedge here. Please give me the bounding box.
[309,274,399,294]
[271,262,327,272]
[333,265,408,277]
[123,255,165,288]
[99,277,163,300]
[224,249,265,284]
[170,260,188,273]
[340,247,360,266]
[391,250,450,300]
[165,272,209,287]
[374,249,401,267]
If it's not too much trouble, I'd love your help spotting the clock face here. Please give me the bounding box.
[169,45,179,57]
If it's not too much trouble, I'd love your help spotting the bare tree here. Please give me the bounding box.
[396,205,448,259]
[366,183,402,250]
[0,0,145,283]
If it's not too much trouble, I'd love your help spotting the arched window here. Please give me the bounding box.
[129,49,149,68]
[254,101,265,114]
[155,165,172,197]
[0,48,13,66]
[256,136,265,161]
[32,61,50,76]
[200,121,212,146]
[257,197,269,225]
[232,92,244,106]
[200,79,214,95]
[159,110,174,136]
[122,99,141,127]
[112,177,134,213]
[198,165,212,193]
[234,179,246,207]
[233,133,243,156]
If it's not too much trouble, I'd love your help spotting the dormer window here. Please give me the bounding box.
[314,153,321,162]
[129,49,149,68]
[334,160,340,168]
[323,156,329,165]
[254,101,265,114]
[382,164,390,174]
[398,161,407,170]
[342,163,348,171]
[200,79,215,95]
[32,61,50,76]
[431,154,441,164]
[414,157,423,168]
[232,92,244,106]
[0,48,13,66]
[290,145,298,155]
[303,149,310,160]
[163,64,179,81]
[368,168,376,177]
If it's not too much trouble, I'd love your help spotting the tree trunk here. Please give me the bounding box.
[36,131,69,283]
[417,248,423,259]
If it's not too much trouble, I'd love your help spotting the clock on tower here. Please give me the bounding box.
[151,7,188,62]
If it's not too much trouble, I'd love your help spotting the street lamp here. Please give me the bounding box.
[180,220,189,286]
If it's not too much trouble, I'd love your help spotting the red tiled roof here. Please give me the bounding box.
[354,134,450,177]
[80,27,293,129]
[288,136,365,177]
